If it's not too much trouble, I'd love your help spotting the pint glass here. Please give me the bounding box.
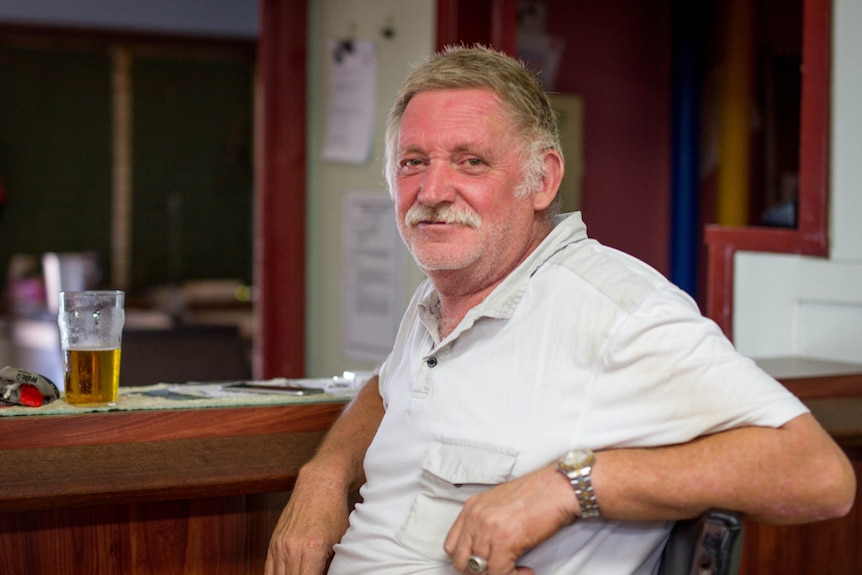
[58,290,125,406]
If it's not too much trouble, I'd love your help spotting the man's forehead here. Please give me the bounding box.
[403,87,504,111]
[398,90,511,147]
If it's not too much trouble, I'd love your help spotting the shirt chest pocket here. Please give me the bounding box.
[395,438,518,562]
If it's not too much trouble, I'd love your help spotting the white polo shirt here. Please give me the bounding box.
[328,212,807,575]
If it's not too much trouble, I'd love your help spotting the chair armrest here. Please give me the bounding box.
[658,509,744,575]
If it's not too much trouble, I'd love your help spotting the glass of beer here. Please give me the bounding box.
[58,290,125,406]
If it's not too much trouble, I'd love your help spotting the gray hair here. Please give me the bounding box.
[383,44,563,201]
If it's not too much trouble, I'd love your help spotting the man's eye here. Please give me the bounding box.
[399,159,423,171]
[465,157,484,167]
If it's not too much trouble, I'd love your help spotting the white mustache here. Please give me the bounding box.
[404,204,482,229]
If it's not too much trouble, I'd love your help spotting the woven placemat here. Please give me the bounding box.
[0,379,353,417]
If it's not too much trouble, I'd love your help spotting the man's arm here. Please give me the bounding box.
[265,376,385,575]
[445,413,856,575]
[591,412,855,523]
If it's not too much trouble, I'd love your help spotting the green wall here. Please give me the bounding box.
[0,41,253,299]
[0,46,112,283]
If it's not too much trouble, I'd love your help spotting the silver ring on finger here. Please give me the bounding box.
[467,555,489,574]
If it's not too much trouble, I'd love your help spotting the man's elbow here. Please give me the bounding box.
[753,455,855,525]
[790,449,857,523]
[754,417,857,525]
[820,453,856,519]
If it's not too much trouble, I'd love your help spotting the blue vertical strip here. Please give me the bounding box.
[670,1,702,297]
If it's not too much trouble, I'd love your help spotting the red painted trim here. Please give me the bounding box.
[436,0,455,52]
[436,0,517,54]
[255,0,307,378]
[797,0,831,240]
[491,0,519,55]
[705,0,830,339]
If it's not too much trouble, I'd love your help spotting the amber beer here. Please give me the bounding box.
[63,347,122,405]
[58,290,125,406]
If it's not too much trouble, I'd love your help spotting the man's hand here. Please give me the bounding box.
[443,464,578,575]
[265,377,385,575]
[264,465,351,575]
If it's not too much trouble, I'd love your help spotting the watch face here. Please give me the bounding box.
[560,449,592,470]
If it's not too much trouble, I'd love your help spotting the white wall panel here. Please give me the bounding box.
[831,0,862,261]
[733,0,862,365]
[735,252,862,362]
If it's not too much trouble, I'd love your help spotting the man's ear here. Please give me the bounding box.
[532,149,564,211]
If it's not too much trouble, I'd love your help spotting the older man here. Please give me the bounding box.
[265,45,855,575]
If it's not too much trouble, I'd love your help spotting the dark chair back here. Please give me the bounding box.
[658,509,744,575]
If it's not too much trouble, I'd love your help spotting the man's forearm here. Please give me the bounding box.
[265,379,383,575]
[589,413,856,524]
[301,376,385,493]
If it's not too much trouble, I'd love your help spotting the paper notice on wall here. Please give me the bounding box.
[342,192,405,362]
[321,39,377,164]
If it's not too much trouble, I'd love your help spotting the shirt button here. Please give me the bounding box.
[426,357,438,368]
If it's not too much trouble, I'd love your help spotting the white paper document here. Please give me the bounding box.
[342,192,405,362]
[321,39,377,164]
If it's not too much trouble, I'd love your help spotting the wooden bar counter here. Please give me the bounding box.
[741,358,862,575]
[1,360,860,574]
[0,390,347,574]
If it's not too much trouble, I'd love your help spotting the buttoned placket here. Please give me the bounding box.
[412,341,447,398]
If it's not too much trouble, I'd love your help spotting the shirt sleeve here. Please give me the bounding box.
[580,284,809,449]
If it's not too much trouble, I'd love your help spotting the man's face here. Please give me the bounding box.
[394,88,542,285]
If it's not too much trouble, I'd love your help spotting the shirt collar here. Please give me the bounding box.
[417,212,588,344]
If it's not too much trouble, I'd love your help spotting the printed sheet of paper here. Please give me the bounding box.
[342,192,405,362]
[321,40,377,164]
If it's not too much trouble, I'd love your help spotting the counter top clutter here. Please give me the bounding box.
[0,378,355,417]
[0,365,59,407]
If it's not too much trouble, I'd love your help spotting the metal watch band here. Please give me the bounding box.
[558,449,601,519]
[570,471,600,519]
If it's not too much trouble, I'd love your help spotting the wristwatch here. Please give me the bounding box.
[557,449,601,519]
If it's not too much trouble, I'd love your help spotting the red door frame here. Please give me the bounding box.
[704,0,830,338]
[255,0,307,377]
[436,0,518,53]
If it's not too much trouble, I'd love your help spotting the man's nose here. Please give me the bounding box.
[417,162,455,205]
